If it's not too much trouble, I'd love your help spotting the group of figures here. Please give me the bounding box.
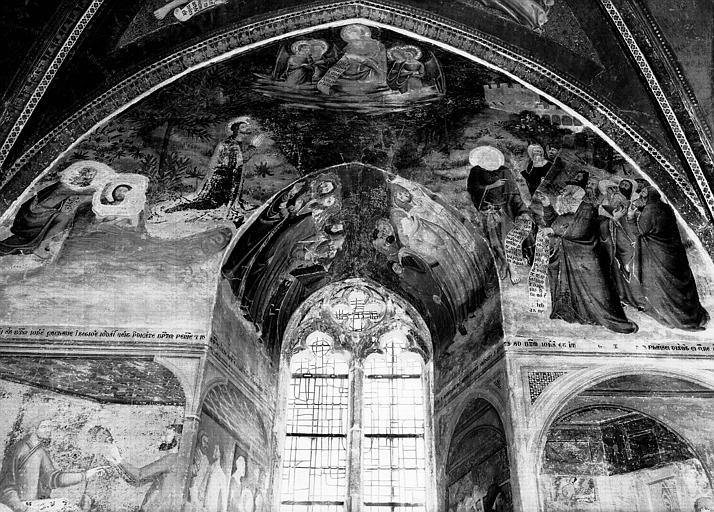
[468,144,709,333]
[371,177,495,347]
[0,160,231,270]
[187,431,265,512]
[221,163,496,355]
[0,415,265,512]
[254,24,444,110]
[222,171,345,348]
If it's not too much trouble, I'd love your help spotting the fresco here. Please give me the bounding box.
[186,414,268,512]
[117,0,236,47]
[2,26,711,348]
[221,163,499,364]
[541,406,714,512]
[0,379,184,512]
[253,24,444,113]
[458,0,555,31]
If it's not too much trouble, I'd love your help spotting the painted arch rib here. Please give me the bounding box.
[0,0,706,223]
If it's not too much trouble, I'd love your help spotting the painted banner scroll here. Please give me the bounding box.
[528,228,550,313]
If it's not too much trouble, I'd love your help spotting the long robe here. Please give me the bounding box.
[630,199,709,330]
[0,436,85,512]
[544,203,638,334]
[0,183,92,256]
[598,197,644,310]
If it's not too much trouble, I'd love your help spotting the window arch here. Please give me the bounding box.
[276,281,435,512]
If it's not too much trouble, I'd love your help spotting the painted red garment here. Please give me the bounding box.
[630,197,709,331]
[544,203,638,334]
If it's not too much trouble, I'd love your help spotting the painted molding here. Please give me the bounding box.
[0,0,105,170]
[527,370,568,404]
[598,0,714,218]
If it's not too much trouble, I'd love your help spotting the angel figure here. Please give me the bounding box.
[272,39,335,87]
[387,45,445,94]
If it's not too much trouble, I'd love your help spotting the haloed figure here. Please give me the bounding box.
[167,116,263,224]
[467,145,531,284]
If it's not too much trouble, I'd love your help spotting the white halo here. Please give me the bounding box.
[469,146,505,170]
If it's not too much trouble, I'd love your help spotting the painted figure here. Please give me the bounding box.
[189,432,210,507]
[167,116,264,223]
[387,46,425,93]
[0,417,106,512]
[0,162,109,259]
[228,455,246,512]
[107,424,184,512]
[540,186,638,333]
[521,144,552,196]
[599,178,642,309]
[201,444,228,512]
[316,25,388,95]
[627,186,709,330]
[467,146,530,283]
[284,42,315,87]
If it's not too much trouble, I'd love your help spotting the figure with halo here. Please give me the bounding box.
[467,146,531,284]
[0,161,111,259]
[316,24,388,95]
[387,45,425,93]
[167,116,265,224]
[273,40,334,87]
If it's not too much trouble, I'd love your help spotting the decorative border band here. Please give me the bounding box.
[0,0,105,170]
[0,0,705,219]
[599,0,714,218]
[528,371,568,404]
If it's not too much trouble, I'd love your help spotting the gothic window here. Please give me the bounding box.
[279,283,432,512]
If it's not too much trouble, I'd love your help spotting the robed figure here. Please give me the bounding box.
[0,418,105,512]
[628,187,709,331]
[467,146,530,283]
[541,186,638,334]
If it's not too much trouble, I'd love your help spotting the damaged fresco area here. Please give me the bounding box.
[0,376,185,512]
[1,24,712,359]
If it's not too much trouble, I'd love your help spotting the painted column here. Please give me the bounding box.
[156,354,205,511]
